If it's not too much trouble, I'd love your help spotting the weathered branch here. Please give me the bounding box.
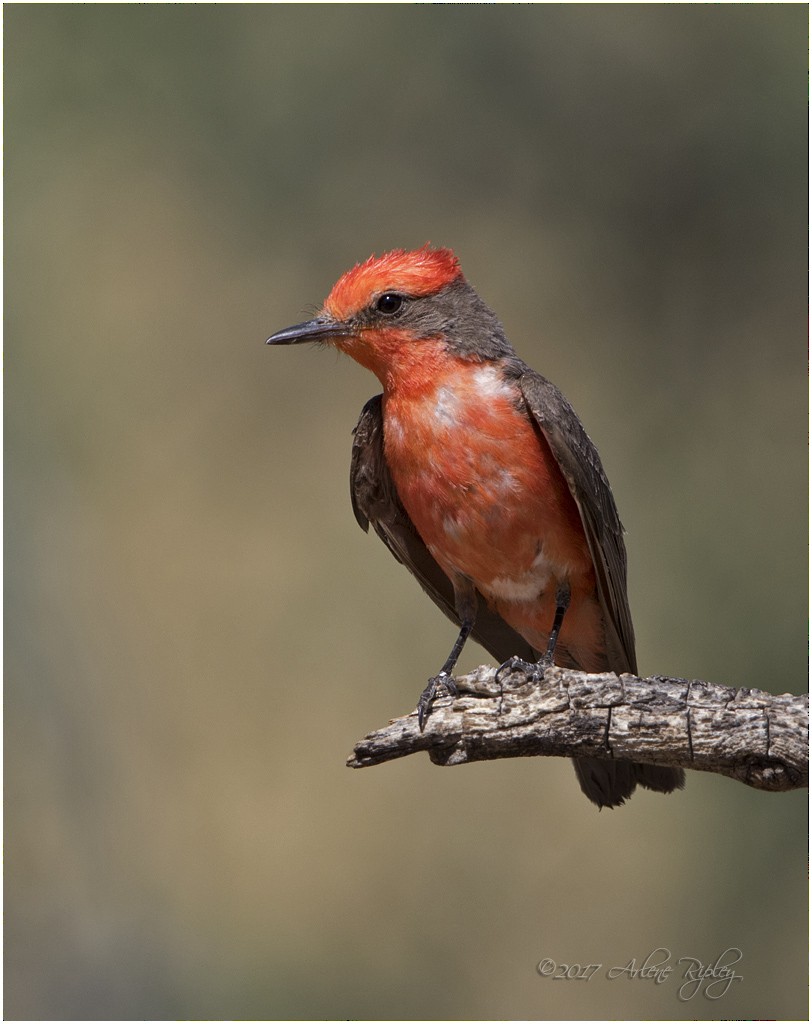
[347,665,808,792]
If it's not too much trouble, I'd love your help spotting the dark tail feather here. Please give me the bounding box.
[635,763,685,794]
[573,757,685,809]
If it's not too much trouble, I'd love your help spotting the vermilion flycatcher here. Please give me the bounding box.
[268,246,684,808]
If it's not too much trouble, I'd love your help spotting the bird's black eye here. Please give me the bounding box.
[375,293,404,315]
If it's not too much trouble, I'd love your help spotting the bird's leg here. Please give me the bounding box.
[417,579,477,731]
[537,582,571,669]
[496,583,571,684]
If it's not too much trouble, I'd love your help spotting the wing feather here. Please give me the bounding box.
[517,370,637,675]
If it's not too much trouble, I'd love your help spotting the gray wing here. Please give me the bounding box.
[350,395,535,664]
[518,370,638,675]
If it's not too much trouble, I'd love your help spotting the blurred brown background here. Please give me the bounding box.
[5,5,807,1020]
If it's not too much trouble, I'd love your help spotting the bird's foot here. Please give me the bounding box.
[416,672,459,731]
[495,653,554,687]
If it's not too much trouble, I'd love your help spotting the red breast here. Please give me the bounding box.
[374,344,602,660]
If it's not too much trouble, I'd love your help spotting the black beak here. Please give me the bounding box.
[266,316,351,345]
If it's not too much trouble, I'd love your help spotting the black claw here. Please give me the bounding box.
[416,673,457,731]
[495,656,535,686]
[495,655,550,687]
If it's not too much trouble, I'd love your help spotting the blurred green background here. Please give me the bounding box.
[5,5,807,1020]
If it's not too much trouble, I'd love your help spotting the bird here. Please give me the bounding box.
[267,245,685,808]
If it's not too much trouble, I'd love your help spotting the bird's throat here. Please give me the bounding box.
[337,329,454,395]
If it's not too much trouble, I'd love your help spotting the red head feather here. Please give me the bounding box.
[324,245,463,321]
